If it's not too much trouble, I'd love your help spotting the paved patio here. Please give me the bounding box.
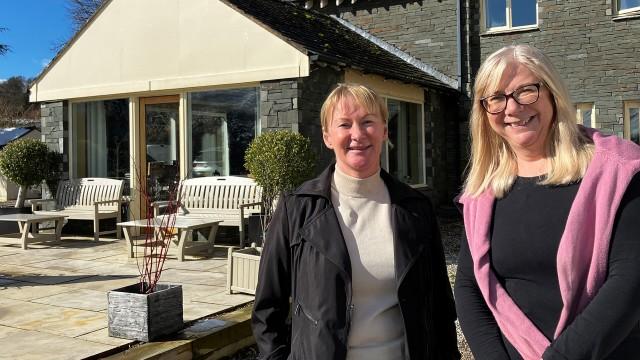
[0,232,254,360]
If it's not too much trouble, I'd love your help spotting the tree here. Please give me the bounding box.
[67,0,105,32]
[0,27,9,56]
[0,76,38,126]
[0,138,60,208]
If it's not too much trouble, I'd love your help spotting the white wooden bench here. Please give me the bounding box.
[31,178,125,241]
[154,176,262,248]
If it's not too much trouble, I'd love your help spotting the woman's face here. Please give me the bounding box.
[485,63,555,159]
[323,96,387,179]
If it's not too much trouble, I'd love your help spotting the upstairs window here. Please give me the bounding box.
[618,0,640,14]
[484,0,537,31]
[576,103,596,128]
[624,101,640,145]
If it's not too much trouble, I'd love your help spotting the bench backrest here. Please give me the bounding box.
[55,178,124,210]
[178,176,262,215]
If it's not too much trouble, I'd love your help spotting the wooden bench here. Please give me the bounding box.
[31,178,125,241]
[154,176,262,248]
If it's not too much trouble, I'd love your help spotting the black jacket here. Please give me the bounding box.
[252,165,460,360]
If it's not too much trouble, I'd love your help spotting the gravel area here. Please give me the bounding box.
[225,216,474,360]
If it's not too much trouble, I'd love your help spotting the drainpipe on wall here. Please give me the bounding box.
[456,0,463,92]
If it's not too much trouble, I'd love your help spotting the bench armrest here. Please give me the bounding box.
[151,200,185,217]
[31,199,55,211]
[239,201,263,226]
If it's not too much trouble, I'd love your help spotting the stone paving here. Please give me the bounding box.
[0,233,254,360]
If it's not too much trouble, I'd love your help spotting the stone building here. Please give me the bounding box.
[31,0,461,218]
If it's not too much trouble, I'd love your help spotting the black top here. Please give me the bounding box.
[455,173,640,360]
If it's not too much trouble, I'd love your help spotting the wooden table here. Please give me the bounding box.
[118,217,221,261]
[0,213,66,249]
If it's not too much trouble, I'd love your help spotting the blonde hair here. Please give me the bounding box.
[320,83,388,132]
[464,44,594,198]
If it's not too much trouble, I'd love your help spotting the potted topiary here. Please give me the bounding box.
[227,130,315,295]
[0,138,62,208]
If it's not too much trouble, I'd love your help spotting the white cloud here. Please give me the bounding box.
[0,79,6,83]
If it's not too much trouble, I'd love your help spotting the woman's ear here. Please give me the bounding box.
[323,131,333,149]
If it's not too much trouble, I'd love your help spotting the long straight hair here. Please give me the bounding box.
[464,45,594,198]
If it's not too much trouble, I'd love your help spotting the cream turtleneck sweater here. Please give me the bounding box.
[331,166,405,360]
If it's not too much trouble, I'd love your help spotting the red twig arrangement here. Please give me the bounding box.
[132,164,181,294]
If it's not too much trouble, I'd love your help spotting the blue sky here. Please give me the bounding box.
[0,0,73,81]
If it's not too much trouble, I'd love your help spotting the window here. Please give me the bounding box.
[618,0,640,14]
[484,0,537,31]
[382,99,425,185]
[188,88,259,177]
[576,103,596,128]
[71,99,130,186]
[624,101,640,145]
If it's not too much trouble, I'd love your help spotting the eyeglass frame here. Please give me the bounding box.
[480,83,543,114]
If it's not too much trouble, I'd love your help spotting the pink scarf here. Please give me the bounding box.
[459,129,640,359]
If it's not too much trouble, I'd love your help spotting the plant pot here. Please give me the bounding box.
[227,246,262,295]
[107,283,183,342]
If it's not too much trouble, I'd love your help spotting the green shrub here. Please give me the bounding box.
[0,138,61,207]
[244,131,316,232]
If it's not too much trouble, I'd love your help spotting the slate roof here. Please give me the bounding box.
[222,0,458,91]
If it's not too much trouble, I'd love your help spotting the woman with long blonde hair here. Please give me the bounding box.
[455,44,640,359]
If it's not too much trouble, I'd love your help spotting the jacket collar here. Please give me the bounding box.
[294,163,422,205]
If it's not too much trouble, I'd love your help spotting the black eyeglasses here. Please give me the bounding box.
[480,83,542,114]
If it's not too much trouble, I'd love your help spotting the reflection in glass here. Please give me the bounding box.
[145,102,179,200]
[620,0,640,11]
[72,99,130,193]
[386,100,424,185]
[486,0,506,28]
[189,88,258,177]
[631,108,639,144]
[512,0,537,27]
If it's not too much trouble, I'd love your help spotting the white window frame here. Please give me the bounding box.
[617,0,640,15]
[624,100,640,144]
[381,97,427,187]
[575,102,596,129]
[482,0,538,33]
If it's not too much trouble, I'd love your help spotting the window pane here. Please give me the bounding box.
[631,108,639,144]
[486,0,507,28]
[512,0,537,27]
[387,100,424,185]
[189,88,258,176]
[620,0,640,10]
[581,109,592,128]
[72,99,130,192]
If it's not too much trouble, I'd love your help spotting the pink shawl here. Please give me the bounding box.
[459,129,640,359]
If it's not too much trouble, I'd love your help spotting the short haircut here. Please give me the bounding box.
[320,83,388,132]
[464,44,594,198]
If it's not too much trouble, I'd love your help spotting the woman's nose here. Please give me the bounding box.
[504,96,523,116]
[350,124,365,140]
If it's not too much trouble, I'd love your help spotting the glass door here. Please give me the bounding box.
[140,96,180,202]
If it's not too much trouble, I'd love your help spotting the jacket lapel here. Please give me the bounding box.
[391,205,424,285]
[298,206,352,280]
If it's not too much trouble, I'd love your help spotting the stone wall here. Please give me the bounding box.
[328,0,460,83]
[298,65,344,173]
[40,101,69,180]
[476,1,640,136]
[260,79,300,132]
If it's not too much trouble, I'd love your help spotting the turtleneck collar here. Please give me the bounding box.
[332,165,385,198]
